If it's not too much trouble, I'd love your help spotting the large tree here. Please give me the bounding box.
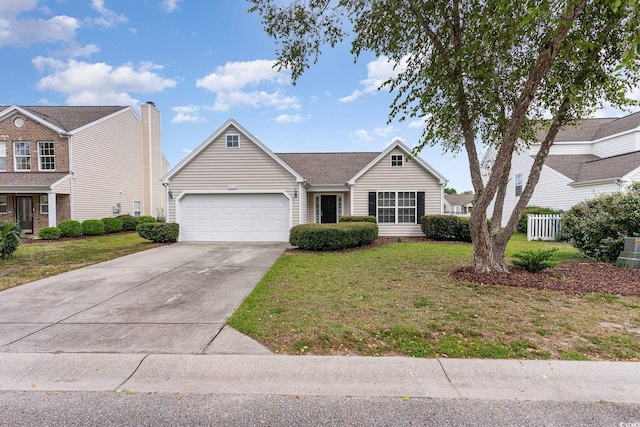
[249,0,640,272]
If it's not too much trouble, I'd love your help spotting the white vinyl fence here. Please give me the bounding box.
[527,214,562,241]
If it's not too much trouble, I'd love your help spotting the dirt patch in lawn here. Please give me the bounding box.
[452,262,640,297]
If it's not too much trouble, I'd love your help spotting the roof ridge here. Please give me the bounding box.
[584,149,640,163]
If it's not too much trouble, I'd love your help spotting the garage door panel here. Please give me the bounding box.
[180,193,290,242]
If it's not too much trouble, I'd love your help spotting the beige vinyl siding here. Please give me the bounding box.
[141,104,164,218]
[52,177,71,194]
[352,148,442,236]
[168,124,300,224]
[71,109,144,220]
[594,133,637,158]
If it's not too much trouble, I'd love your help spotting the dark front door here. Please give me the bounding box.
[15,196,33,234]
[320,195,337,223]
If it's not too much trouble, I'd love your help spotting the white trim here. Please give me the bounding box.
[347,140,447,185]
[47,192,56,227]
[390,153,404,167]
[133,200,141,217]
[298,182,304,225]
[375,190,418,224]
[0,106,67,134]
[162,119,304,183]
[13,140,31,172]
[50,173,73,190]
[174,190,293,242]
[0,141,6,172]
[568,178,622,187]
[313,193,342,223]
[37,140,56,171]
[68,135,75,220]
[349,184,354,215]
[147,106,153,216]
[0,195,7,214]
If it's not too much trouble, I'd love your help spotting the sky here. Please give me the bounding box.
[1,1,637,194]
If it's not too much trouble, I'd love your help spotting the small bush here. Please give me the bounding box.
[518,207,561,233]
[421,215,462,241]
[562,184,640,262]
[117,215,137,231]
[38,226,61,240]
[101,217,123,234]
[58,220,83,238]
[338,215,377,223]
[136,215,156,225]
[458,217,472,243]
[0,220,21,259]
[137,222,180,243]
[289,222,378,251]
[82,219,105,236]
[512,248,558,273]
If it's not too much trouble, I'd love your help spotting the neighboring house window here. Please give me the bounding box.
[133,200,141,217]
[226,134,239,148]
[515,173,523,197]
[40,195,49,214]
[0,142,6,171]
[391,154,403,167]
[0,195,6,214]
[14,141,31,171]
[38,141,55,171]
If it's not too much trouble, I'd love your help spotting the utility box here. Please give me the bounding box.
[616,237,640,269]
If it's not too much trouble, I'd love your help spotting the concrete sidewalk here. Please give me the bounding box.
[0,352,638,403]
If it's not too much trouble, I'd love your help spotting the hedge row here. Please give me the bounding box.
[37,215,166,240]
[289,222,378,251]
[136,222,180,243]
[338,215,377,223]
[421,215,472,242]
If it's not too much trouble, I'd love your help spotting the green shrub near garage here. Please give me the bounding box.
[117,215,137,231]
[289,222,378,251]
[101,217,123,234]
[58,220,83,238]
[38,226,62,240]
[338,215,377,223]
[136,215,157,225]
[137,222,180,243]
[82,219,105,236]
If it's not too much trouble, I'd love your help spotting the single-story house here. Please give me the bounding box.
[162,119,448,242]
[444,194,474,215]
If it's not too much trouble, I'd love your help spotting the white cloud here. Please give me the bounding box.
[351,129,374,143]
[408,116,428,129]
[274,114,305,123]
[339,55,409,103]
[34,57,177,107]
[161,0,182,13]
[90,0,127,28]
[171,105,206,123]
[0,14,78,47]
[196,60,299,112]
[0,0,38,15]
[374,126,395,137]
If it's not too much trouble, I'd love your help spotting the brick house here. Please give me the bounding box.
[0,103,168,235]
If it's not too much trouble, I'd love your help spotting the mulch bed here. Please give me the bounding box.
[21,231,136,244]
[452,262,640,297]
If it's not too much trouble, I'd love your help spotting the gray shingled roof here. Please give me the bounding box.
[535,112,640,143]
[276,152,379,185]
[542,154,600,181]
[0,106,127,132]
[444,194,474,206]
[0,172,70,189]
[542,151,640,183]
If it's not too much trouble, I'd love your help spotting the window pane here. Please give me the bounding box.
[398,208,416,223]
[39,141,55,170]
[378,208,395,223]
[0,196,6,214]
[226,135,239,147]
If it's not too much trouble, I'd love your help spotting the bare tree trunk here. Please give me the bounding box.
[470,209,508,273]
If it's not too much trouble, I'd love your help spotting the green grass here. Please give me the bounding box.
[228,233,640,361]
[0,233,161,291]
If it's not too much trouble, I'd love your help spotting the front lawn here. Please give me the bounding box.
[0,233,162,291]
[228,234,640,360]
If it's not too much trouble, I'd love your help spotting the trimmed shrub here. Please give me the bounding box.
[136,215,156,225]
[562,185,640,262]
[137,222,180,243]
[38,226,62,240]
[82,219,105,236]
[117,215,137,231]
[101,217,123,234]
[289,222,378,251]
[421,215,461,240]
[458,217,472,243]
[517,206,561,234]
[338,215,377,223]
[58,220,83,238]
[0,220,21,259]
[512,248,558,273]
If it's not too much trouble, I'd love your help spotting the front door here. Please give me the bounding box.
[15,196,33,234]
[320,195,337,223]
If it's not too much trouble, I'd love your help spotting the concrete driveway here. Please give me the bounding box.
[0,242,287,354]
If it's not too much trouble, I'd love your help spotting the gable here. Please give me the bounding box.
[0,105,128,133]
[355,147,443,188]
[165,121,302,188]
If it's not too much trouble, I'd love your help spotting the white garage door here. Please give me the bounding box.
[180,193,290,242]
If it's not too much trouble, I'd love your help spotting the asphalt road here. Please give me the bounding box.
[1,391,639,426]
